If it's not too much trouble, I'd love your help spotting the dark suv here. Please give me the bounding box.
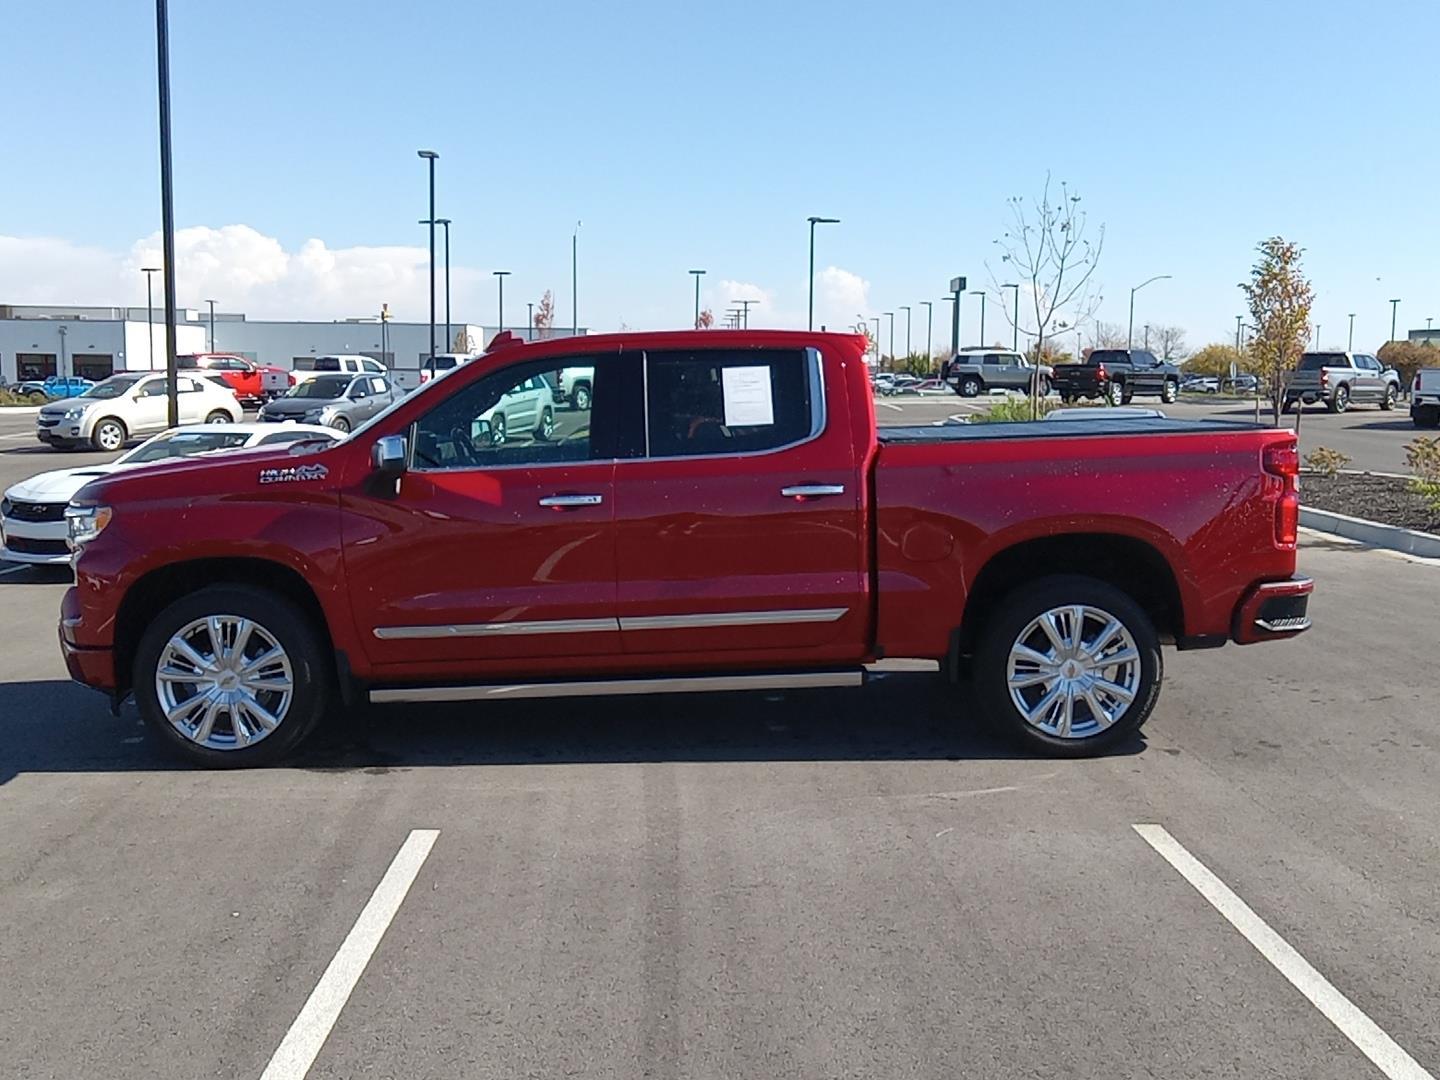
[1051,349,1181,405]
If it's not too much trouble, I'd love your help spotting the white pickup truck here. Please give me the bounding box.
[1413,369,1440,428]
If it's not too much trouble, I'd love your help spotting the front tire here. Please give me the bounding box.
[133,585,332,768]
[959,375,982,398]
[490,412,507,445]
[570,383,592,412]
[92,417,127,452]
[205,410,232,424]
[330,415,352,433]
[1380,385,1397,411]
[1161,379,1178,404]
[971,575,1162,757]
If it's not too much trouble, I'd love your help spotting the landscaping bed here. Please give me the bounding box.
[1302,471,1440,535]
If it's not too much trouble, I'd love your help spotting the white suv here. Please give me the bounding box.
[552,366,594,411]
[35,373,244,452]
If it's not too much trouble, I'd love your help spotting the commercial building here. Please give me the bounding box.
[0,303,586,385]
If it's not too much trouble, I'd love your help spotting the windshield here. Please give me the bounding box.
[80,375,145,399]
[286,375,351,399]
[119,430,253,463]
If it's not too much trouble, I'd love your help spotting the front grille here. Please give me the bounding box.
[3,536,69,556]
[37,416,60,428]
[1,499,67,523]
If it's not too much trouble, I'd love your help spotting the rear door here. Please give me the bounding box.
[611,346,868,662]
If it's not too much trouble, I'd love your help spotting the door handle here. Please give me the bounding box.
[781,484,846,499]
[538,494,604,508]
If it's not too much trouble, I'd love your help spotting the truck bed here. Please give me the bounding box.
[877,417,1259,443]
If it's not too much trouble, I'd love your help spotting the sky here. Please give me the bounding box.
[3,0,1438,354]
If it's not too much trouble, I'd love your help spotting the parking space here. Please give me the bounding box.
[2,529,1438,1078]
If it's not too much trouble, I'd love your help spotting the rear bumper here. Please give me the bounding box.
[1232,576,1313,644]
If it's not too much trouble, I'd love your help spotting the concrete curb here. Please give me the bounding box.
[0,406,43,415]
[1299,506,1440,558]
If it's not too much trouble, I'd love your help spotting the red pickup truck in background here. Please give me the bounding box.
[176,353,293,404]
[60,329,1311,767]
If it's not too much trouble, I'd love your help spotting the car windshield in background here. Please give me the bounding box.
[293,357,343,372]
[1087,350,1127,366]
[122,431,253,463]
[288,376,351,399]
[81,375,145,399]
[1299,353,1346,369]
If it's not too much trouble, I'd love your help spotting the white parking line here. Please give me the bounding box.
[259,829,440,1080]
[877,401,904,412]
[1134,824,1434,1080]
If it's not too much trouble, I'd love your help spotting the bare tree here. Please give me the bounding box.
[533,290,556,339]
[1089,320,1129,350]
[1147,324,1188,362]
[988,174,1105,413]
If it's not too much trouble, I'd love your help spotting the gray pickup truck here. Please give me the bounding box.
[1284,351,1400,413]
[944,349,1052,397]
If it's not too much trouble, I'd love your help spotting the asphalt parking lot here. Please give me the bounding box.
[3,402,1439,1079]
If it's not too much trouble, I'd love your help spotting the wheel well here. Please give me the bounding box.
[955,534,1184,659]
[113,557,332,694]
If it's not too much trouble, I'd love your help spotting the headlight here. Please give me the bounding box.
[65,504,113,548]
[62,407,85,420]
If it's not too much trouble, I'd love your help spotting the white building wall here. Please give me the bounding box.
[121,321,206,372]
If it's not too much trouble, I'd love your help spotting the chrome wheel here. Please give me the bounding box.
[1006,604,1141,739]
[95,421,125,451]
[155,615,294,751]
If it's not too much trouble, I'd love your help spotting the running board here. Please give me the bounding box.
[368,670,864,705]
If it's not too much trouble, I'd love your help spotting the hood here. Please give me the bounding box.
[6,463,124,504]
[263,397,340,416]
[73,440,344,507]
[39,399,100,418]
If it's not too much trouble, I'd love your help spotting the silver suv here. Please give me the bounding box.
[944,349,1052,398]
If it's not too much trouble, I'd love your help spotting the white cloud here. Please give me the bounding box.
[814,266,870,332]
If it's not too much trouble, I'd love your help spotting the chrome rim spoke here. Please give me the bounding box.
[155,614,293,751]
[1007,603,1141,740]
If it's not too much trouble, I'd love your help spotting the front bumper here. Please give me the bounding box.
[60,587,117,691]
[1232,576,1313,644]
[0,516,72,564]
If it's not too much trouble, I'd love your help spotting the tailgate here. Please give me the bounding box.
[1052,366,1097,387]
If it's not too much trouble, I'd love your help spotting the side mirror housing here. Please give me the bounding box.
[371,434,407,477]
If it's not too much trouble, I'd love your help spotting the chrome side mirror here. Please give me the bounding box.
[371,434,407,477]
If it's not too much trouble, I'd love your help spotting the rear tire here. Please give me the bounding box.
[1413,406,1440,429]
[1061,393,1076,404]
[133,585,332,768]
[1107,381,1125,406]
[959,375,982,398]
[971,575,1162,757]
[570,383,592,412]
[535,406,555,441]
[1328,384,1350,413]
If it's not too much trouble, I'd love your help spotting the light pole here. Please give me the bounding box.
[206,299,217,351]
[900,305,911,359]
[419,217,452,351]
[1002,283,1020,352]
[1348,313,1356,351]
[1127,274,1171,349]
[806,216,840,330]
[493,271,511,335]
[1314,324,1321,349]
[142,267,160,369]
[1143,323,1150,349]
[572,220,581,336]
[690,269,706,328]
[941,295,956,362]
[734,298,757,329]
[1390,298,1401,343]
[58,325,68,378]
[380,303,390,366]
[885,312,894,368]
[155,0,180,425]
[920,301,933,367]
[948,276,966,356]
[417,150,439,365]
[527,302,535,341]
[871,316,881,368]
[969,290,986,347]
[1235,314,1243,354]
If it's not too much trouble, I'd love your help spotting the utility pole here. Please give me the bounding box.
[142,267,160,370]
[734,298,757,329]
[900,305,911,359]
[690,269,706,328]
[1348,312,1356,351]
[1390,298,1401,343]
[572,221,581,336]
[806,216,840,330]
[155,0,180,425]
[417,150,439,366]
[948,276,965,355]
[920,301,933,368]
[206,299,217,352]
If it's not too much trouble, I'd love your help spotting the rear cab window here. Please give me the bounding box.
[643,349,816,458]
[1299,353,1347,370]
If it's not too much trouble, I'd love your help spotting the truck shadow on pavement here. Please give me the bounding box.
[0,673,1145,782]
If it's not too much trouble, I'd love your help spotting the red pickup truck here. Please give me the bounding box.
[176,353,293,404]
[59,329,1311,767]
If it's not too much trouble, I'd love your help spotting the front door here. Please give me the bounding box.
[342,353,622,671]
[132,377,175,432]
[611,346,868,663]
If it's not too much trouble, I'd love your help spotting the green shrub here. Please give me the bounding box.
[971,396,1061,423]
[1304,447,1351,479]
[0,389,47,407]
[1405,436,1440,513]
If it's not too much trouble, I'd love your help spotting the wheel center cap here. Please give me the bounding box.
[217,671,239,691]
[1061,660,1081,679]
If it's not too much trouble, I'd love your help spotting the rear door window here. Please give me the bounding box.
[643,349,815,458]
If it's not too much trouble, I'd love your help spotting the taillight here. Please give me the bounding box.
[1263,442,1300,547]
[1319,368,1329,389]
[1095,363,1108,381]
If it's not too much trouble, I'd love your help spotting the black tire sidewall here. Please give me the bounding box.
[133,585,331,768]
[972,574,1162,757]
[206,411,231,424]
[961,377,981,397]
[93,418,126,451]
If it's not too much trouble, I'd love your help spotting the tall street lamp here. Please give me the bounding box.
[948,276,966,356]
[1314,324,1321,349]
[734,298,757,329]
[900,305,911,359]
[1235,314,1243,353]
[1390,298,1401,343]
[417,150,439,364]
[885,312,895,367]
[806,216,840,330]
[1002,283,1020,352]
[919,301,934,366]
[870,316,881,368]
[155,0,180,424]
[1127,274,1171,349]
[969,290,986,347]
[527,302,535,341]
[690,269,706,328]
[206,299,217,351]
[494,271,511,336]
[141,267,160,369]
[572,221,581,336]
[419,217,452,351]
[1348,312,1356,351]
